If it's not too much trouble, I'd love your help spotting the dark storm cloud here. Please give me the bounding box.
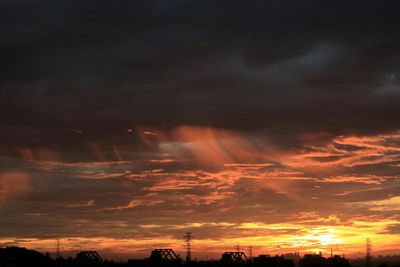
[2,0,400,161]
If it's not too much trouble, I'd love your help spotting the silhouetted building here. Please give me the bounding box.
[300,254,350,267]
[301,254,326,267]
[283,253,301,267]
[253,255,294,267]
[327,255,351,267]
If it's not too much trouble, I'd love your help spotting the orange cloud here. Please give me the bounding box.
[4,127,400,260]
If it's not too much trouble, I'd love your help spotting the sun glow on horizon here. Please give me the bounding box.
[2,219,399,260]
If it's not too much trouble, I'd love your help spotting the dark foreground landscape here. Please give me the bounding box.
[1,247,400,267]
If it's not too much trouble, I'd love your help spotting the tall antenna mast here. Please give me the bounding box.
[366,238,372,267]
[184,232,192,262]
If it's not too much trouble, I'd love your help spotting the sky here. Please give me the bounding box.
[1,0,400,261]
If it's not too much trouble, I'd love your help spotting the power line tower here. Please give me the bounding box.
[248,245,253,260]
[184,232,192,262]
[56,239,61,259]
[366,238,372,267]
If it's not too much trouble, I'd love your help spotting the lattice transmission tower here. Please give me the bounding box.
[56,239,61,259]
[184,232,192,262]
[366,238,372,267]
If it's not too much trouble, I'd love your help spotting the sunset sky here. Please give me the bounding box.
[1,0,400,261]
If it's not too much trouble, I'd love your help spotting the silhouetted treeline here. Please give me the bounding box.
[1,247,400,267]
